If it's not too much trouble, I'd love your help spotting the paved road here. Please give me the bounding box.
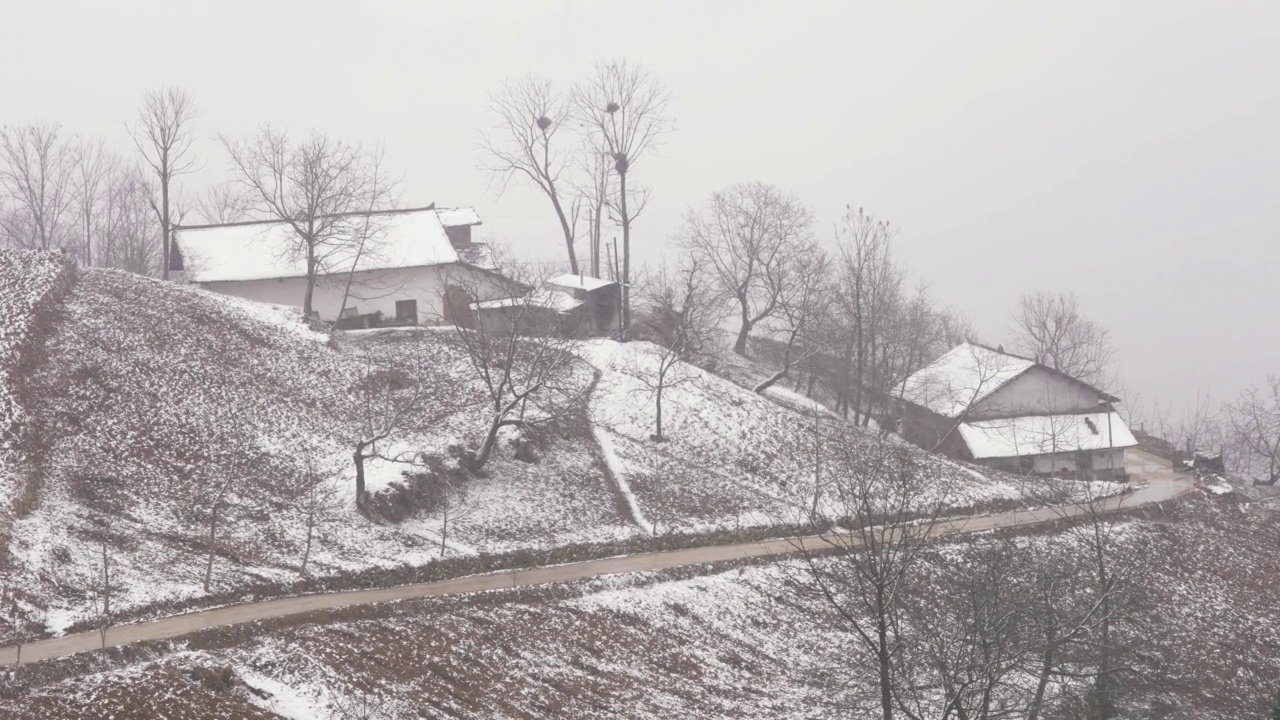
[0,449,1193,667]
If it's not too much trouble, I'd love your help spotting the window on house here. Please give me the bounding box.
[395,300,418,324]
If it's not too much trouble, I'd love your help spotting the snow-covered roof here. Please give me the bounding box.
[472,288,583,313]
[547,273,615,291]
[436,207,482,227]
[958,411,1137,459]
[898,342,1035,418]
[175,207,474,283]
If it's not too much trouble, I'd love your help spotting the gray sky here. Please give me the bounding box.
[4,0,1278,418]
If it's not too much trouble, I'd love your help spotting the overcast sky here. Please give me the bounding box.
[4,0,1278,419]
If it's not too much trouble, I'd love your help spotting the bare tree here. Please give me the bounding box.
[128,86,200,280]
[197,443,254,594]
[0,121,77,251]
[1226,377,1280,485]
[897,538,1030,720]
[220,126,389,319]
[630,258,720,440]
[332,145,399,333]
[753,240,835,394]
[293,447,342,576]
[194,182,252,225]
[793,434,948,720]
[90,516,113,650]
[482,75,583,274]
[834,206,905,426]
[96,168,164,276]
[441,269,585,468]
[350,352,431,505]
[573,60,672,335]
[1020,486,1153,720]
[575,148,614,277]
[1177,390,1223,458]
[1011,291,1115,387]
[72,136,120,266]
[680,182,814,355]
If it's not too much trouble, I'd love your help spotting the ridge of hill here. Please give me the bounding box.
[2,263,1092,640]
[0,250,75,518]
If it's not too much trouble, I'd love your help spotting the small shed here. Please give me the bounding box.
[470,274,622,338]
[545,274,622,337]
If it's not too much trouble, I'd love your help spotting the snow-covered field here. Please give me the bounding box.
[3,492,1274,720]
[5,270,637,636]
[582,339,1040,533]
[0,250,72,514]
[1,266,1120,640]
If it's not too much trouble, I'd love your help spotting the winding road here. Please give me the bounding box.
[0,449,1194,667]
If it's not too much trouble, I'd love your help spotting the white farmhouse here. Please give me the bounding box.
[171,206,518,327]
[895,342,1136,480]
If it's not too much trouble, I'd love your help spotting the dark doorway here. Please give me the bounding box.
[395,299,418,324]
[443,285,473,327]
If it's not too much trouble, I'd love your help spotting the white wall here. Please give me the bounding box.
[197,264,515,323]
[973,366,1104,418]
[984,447,1127,478]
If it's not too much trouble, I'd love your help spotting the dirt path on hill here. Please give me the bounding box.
[0,449,1195,666]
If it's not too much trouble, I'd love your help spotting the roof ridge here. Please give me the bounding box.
[174,204,441,232]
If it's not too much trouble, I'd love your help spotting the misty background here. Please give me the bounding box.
[3,0,1277,418]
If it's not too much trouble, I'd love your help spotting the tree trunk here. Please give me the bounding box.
[203,502,219,593]
[877,611,893,720]
[1028,626,1056,720]
[300,501,314,577]
[353,445,367,501]
[754,367,789,395]
[303,251,317,319]
[619,170,631,337]
[474,412,510,469]
[549,190,578,275]
[654,380,664,441]
[734,294,752,355]
[161,166,170,280]
[439,494,449,558]
[754,327,800,393]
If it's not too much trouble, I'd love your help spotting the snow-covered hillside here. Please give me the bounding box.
[3,268,1090,638]
[0,250,73,514]
[2,493,1274,720]
[582,340,1031,533]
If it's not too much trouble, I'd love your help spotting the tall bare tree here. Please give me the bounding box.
[573,60,672,335]
[100,170,163,275]
[1011,291,1115,387]
[482,75,583,274]
[220,127,390,318]
[72,136,120,266]
[792,433,948,720]
[834,206,905,426]
[680,182,814,355]
[1226,377,1280,485]
[753,240,835,394]
[575,149,614,277]
[128,86,200,280]
[0,121,77,251]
